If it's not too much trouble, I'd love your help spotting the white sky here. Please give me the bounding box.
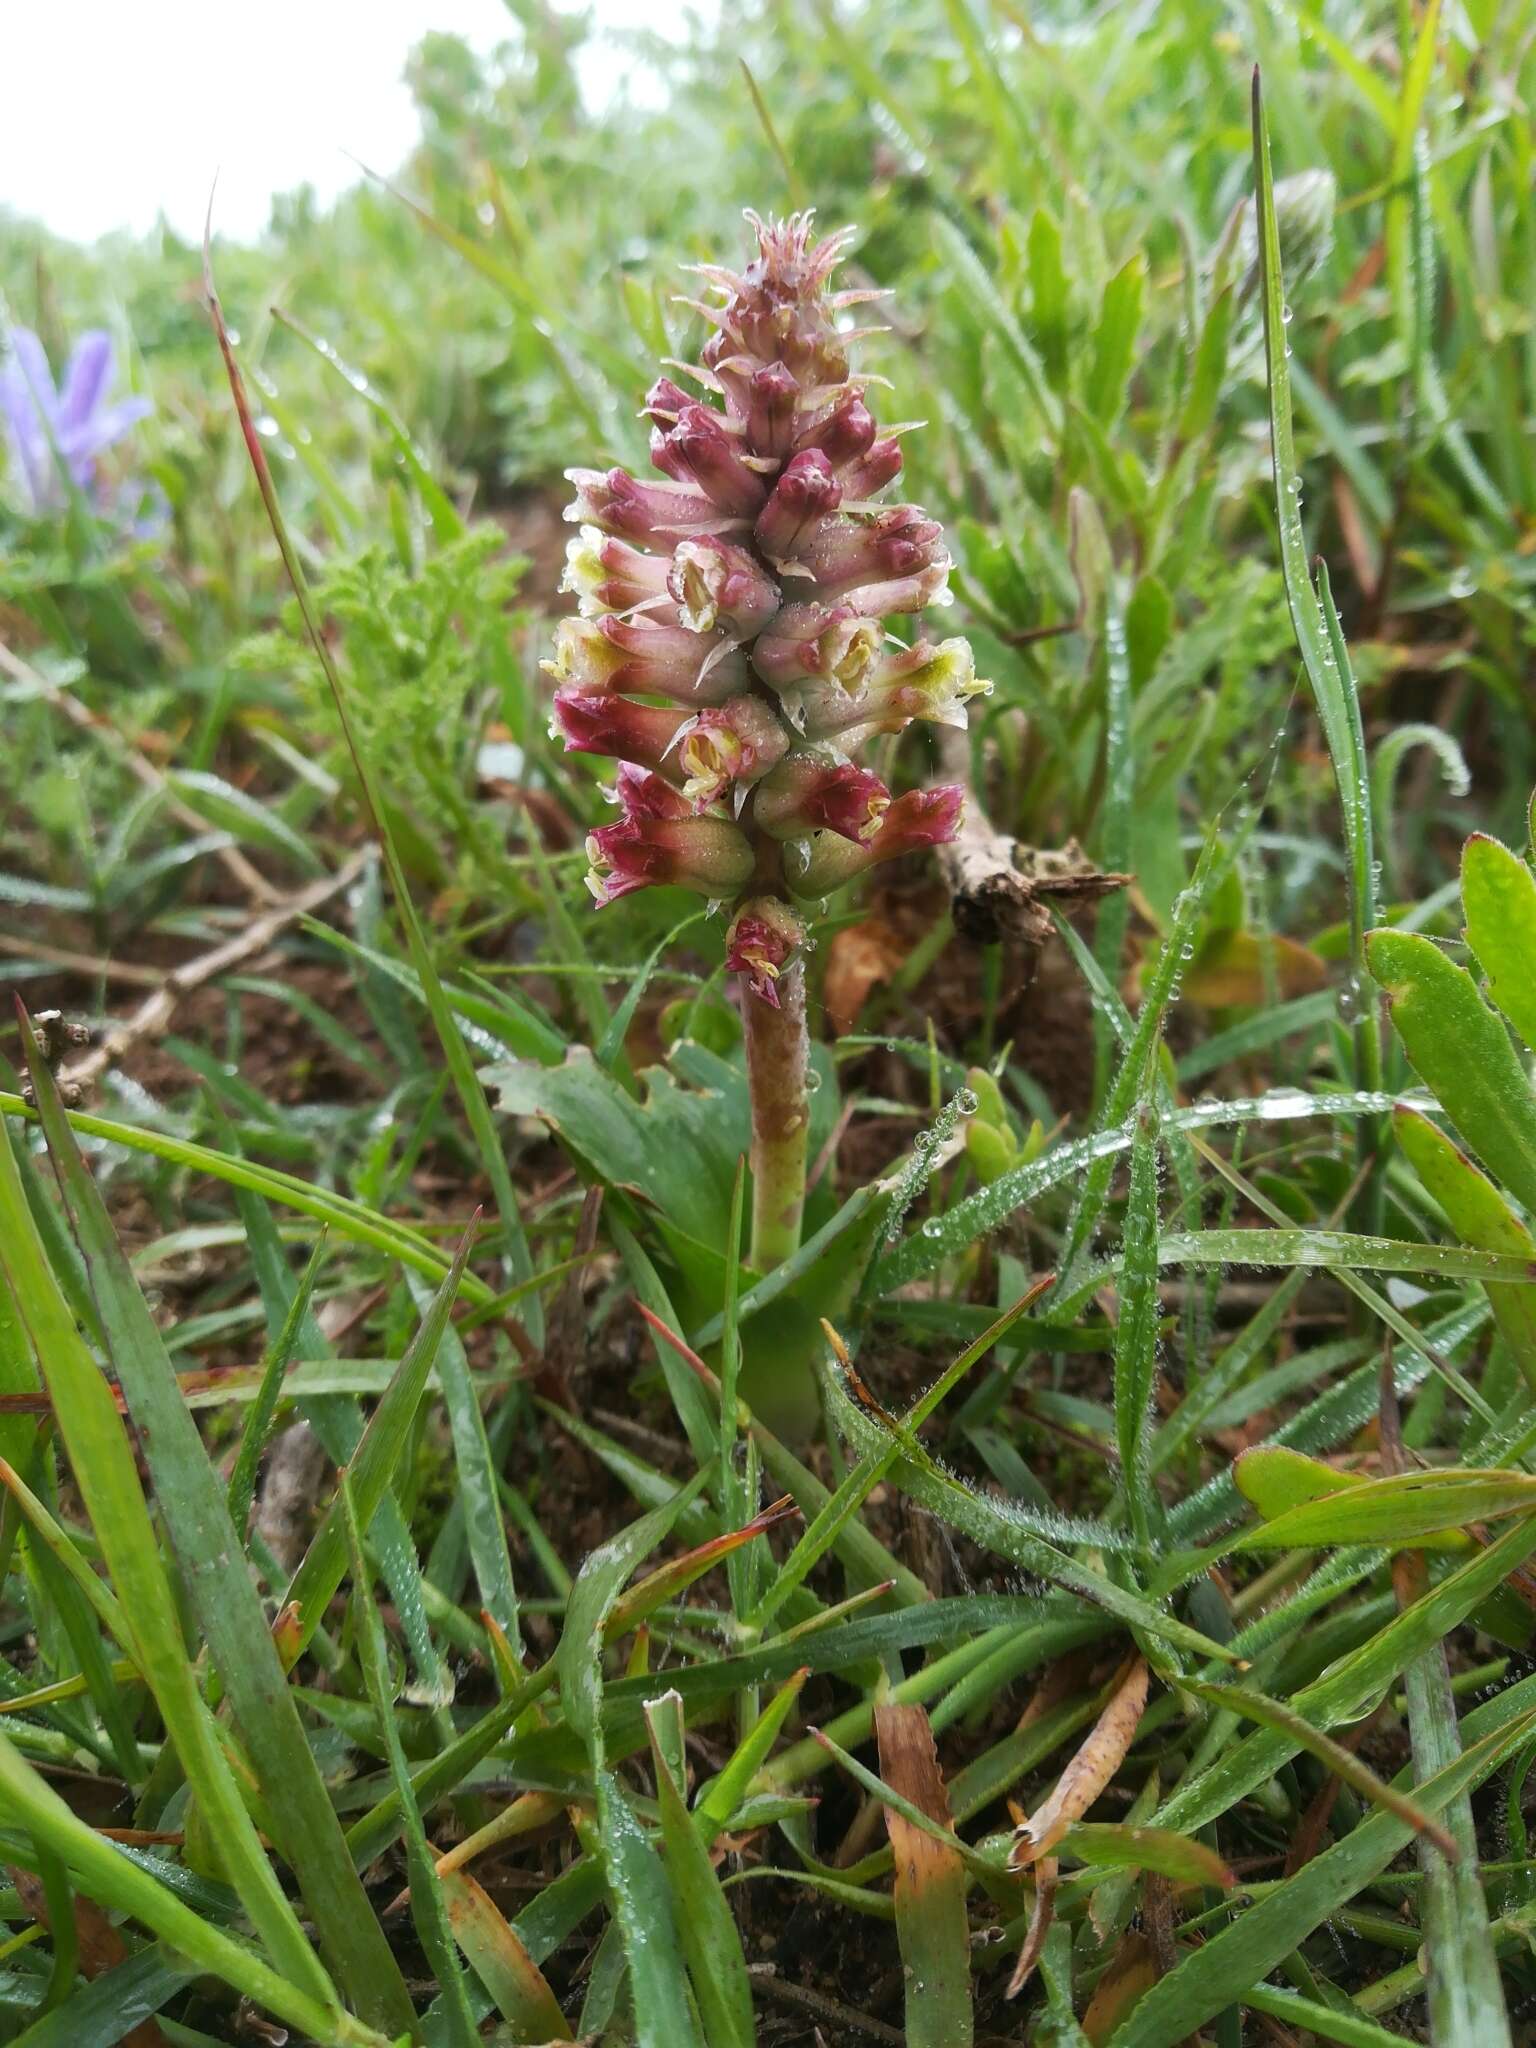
[1,0,674,244]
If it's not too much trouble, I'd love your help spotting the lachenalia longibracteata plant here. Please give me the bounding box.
[547,211,989,1271]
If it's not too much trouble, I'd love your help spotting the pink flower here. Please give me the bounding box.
[667,537,780,636]
[610,762,697,821]
[726,898,805,1006]
[547,210,990,1005]
[751,601,885,695]
[585,813,755,905]
[676,697,789,805]
[543,613,747,704]
[785,785,966,896]
[565,466,741,544]
[754,449,842,562]
[551,690,691,779]
[754,747,891,844]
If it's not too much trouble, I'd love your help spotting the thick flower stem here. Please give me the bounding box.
[745,962,811,1270]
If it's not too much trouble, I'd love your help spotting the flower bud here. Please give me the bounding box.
[565,465,742,544]
[641,375,695,430]
[551,690,692,779]
[586,813,755,905]
[752,601,884,695]
[784,785,965,896]
[611,761,696,821]
[838,438,903,500]
[753,746,891,844]
[668,536,780,635]
[726,897,806,1007]
[746,362,801,457]
[801,506,948,597]
[655,403,771,518]
[561,526,674,614]
[754,449,841,561]
[677,696,790,805]
[796,389,876,472]
[542,615,747,704]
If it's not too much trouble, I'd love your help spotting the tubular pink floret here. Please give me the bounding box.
[547,209,990,1005]
[726,897,806,1007]
[585,813,755,905]
[754,747,892,844]
[784,785,966,897]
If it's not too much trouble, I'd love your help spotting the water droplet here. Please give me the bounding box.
[957,1088,979,1116]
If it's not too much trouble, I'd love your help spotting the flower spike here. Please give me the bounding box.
[545,209,987,1270]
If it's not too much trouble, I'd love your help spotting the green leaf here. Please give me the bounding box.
[0,1113,339,2018]
[1114,1094,1162,1551]
[166,770,321,872]
[1367,926,1536,1215]
[1057,1823,1233,1889]
[0,1733,370,2044]
[1462,832,1536,1057]
[281,1230,473,1666]
[1112,1699,1536,2048]
[1251,70,1378,1055]
[557,1485,710,2048]
[1395,1106,1536,1394]
[646,1691,756,2048]
[1232,1467,1536,1550]
[1084,254,1144,424]
[20,1023,417,2035]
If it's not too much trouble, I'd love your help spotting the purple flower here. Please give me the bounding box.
[1,327,151,517]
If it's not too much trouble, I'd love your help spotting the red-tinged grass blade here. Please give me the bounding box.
[811,1725,991,1878]
[605,1494,799,1641]
[203,246,541,1344]
[1083,1931,1157,2045]
[19,1011,418,2035]
[636,1301,929,1604]
[0,1107,338,2014]
[1006,1855,1055,2001]
[337,1473,480,2048]
[646,1691,756,2048]
[1179,1672,1459,1860]
[0,1733,379,2045]
[280,1223,475,1668]
[441,1869,573,2039]
[875,1702,974,2048]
